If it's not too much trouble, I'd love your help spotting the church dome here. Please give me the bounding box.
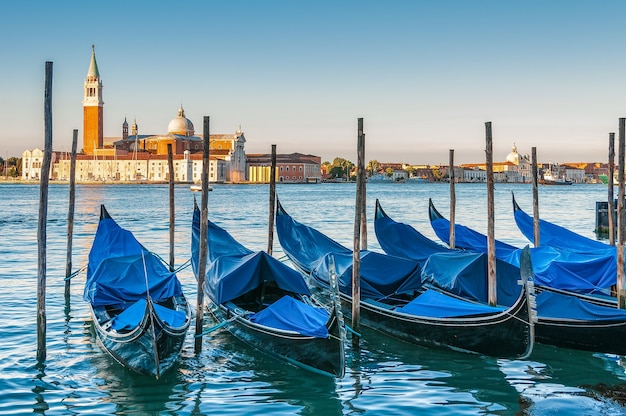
[506,143,520,165]
[167,105,194,136]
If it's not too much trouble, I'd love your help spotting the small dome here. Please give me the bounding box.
[167,105,194,136]
[506,143,519,165]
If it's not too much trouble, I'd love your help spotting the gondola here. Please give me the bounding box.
[84,205,192,378]
[191,203,345,378]
[429,197,617,298]
[275,199,535,359]
[424,199,626,354]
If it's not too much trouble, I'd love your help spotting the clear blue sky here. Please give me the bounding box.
[2,0,625,165]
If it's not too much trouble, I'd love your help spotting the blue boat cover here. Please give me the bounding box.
[429,202,616,293]
[311,251,423,299]
[398,289,505,318]
[421,252,522,307]
[191,207,312,304]
[513,197,614,254]
[110,298,147,331]
[85,216,183,308]
[276,203,422,298]
[275,202,520,319]
[375,206,449,262]
[537,291,626,321]
[374,202,523,305]
[250,295,329,337]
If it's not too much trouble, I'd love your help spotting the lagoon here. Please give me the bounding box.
[1,182,625,415]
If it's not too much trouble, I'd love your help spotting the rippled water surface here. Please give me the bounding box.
[1,182,626,415]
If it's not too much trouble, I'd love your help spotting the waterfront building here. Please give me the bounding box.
[21,45,246,183]
[246,153,321,183]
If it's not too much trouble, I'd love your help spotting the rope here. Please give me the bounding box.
[65,264,87,281]
[344,324,361,338]
[195,312,245,337]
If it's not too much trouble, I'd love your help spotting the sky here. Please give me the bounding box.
[2,0,626,165]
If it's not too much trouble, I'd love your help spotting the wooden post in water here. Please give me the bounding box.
[609,132,616,245]
[194,116,210,353]
[485,122,497,306]
[531,147,540,246]
[37,61,53,362]
[617,118,625,309]
[352,118,365,347]
[167,144,175,271]
[449,149,456,249]
[267,144,277,255]
[360,139,367,250]
[64,129,78,300]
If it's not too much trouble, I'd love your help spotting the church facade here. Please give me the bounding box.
[23,45,246,183]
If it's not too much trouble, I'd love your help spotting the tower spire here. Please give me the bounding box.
[83,44,104,155]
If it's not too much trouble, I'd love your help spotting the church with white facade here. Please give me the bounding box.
[22,45,246,183]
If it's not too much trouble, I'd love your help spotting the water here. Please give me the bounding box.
[1,181,626,415]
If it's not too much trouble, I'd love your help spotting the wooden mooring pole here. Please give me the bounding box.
[37,61,53,362]
[267,144,277,255]
[609,132,616,245]
[449,149,456,249]
[167,144,175,271]
[531,147,540,246]
[485,122,497,306]
[64,129,78,300]
[195,116,210,353]
[352,118,365,347]
[617,118,625,309]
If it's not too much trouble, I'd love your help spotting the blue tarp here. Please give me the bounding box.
[190,206,329,337]
[250,295,329,337]
[429,201,616,293]
[375,201,522,305]
[311,251,423,299]
[421,252,522,307]
[513,197,614,254]
[191,207,311,304]
[276,203,423,298]
[110,298,147,331]
[398,289,505,318]
[276,202,520,320]
[374,205,449,262]
[537,291,626,321]
[84,215,183,308]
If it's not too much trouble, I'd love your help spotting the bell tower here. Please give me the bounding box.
[83,45,103,155]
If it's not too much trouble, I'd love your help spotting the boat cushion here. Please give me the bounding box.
[398,289,505,318]
[250,295,329,338]
[110,298,147,331]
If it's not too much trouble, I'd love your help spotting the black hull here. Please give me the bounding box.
[207,299,345,377]
[536,317,626,355]
[91,296,191,378]
[310,277,534,359]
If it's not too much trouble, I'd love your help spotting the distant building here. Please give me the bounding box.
[246,153,321,183]
[21,149,63,180]
[22,45,246,183]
